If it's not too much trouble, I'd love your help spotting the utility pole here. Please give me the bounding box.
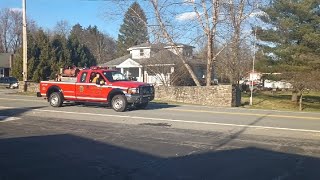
[22,0,28,92]
[249,27,257,106]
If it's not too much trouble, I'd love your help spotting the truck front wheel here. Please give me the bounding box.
[111,95,127,112]
[49,92,63,107]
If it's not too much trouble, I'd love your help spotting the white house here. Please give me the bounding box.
[0,53,13,77]
[100,43,204,85]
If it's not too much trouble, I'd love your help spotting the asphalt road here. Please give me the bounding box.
[1,88,320,180]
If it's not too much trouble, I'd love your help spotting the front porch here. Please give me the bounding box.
[119,67,143,82]
[106,57,175,86]
[116,59,143,82]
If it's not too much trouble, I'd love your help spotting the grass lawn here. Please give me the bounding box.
[16,91,37,96]
[242,90,320,112]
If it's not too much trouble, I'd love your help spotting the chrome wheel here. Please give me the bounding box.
[50,94,59,106]
[49,92,63,107]
[113,98,123,110]
[111,95,127,112]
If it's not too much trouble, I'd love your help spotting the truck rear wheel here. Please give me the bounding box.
[111,94,127,112]
[49,92,63,107]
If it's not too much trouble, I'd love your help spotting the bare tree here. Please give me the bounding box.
[140,48,198,86]
[216,43,252,83]
[282,71,320,111]
[223,0,261,84]
[0,8,22,53]
[150,0,208,86]
[103,1,202,86]
[53,20,71,38]
[83,26,116,64]
[104,0,261,86]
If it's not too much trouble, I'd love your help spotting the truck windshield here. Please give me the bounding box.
[103,71,128,82]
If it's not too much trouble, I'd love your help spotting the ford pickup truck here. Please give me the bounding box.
[37,67,154,112]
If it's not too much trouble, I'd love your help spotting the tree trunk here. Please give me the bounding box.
[206,34,213,86]
[291,90,298,102]
[150,0,201,86]
[299,93,303,111]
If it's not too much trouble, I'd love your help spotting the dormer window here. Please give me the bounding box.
[140,49,144,56]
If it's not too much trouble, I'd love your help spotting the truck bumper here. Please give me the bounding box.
[126,94,154,104]
[36,92,42,97]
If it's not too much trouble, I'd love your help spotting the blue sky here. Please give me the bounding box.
[0,0,264,47]
[0,0,128,38]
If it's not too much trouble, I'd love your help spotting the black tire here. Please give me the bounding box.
[49,92,63,107]
[111,94,127,112]
[136,102,148,109]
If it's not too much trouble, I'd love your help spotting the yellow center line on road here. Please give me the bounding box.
[1,105,320,133]
[1,97,320,120]
[165,108,320,120]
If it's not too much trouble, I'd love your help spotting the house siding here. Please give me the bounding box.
[0,53,13,77]
[131,49,151,59]
[165,46,193,57]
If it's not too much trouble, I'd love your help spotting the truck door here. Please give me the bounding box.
[76,71,90,100]
[88,72,107,102]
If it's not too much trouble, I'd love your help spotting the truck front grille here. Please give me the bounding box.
[140,86,154,95]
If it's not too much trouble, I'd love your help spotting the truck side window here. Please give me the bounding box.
[80,72,87,83]
[90,72,96,83]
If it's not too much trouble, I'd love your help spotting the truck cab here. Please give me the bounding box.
[38,67,154,112]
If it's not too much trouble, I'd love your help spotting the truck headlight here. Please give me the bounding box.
[127,88,139,94]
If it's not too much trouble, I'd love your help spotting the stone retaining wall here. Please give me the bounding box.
[18,81,39,93]
[155,85,240,107]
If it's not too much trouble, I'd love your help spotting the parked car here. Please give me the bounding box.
[0,77,19,89]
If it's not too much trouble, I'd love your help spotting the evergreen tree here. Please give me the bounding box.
[11,51,22,80]
[84,25,116,64]
[68,25,96,67]
[117,2,149,57]
[257,0,320,91]
[32,29,52,82]
[51,34,70,78]
[11,29,37,81]
[11,23,97,82]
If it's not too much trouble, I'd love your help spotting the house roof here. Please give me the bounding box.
[117,58,142,68]
[127,42,194,50]
[99,54,131,67]
[164,43,194,49]
[138,49,180,65]
[0,53,12,68]
[100,49,205,68]
[127,43,166,50]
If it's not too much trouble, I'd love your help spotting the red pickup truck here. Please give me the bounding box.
[37,67,154,112]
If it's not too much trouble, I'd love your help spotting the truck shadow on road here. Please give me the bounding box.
[0,133,319,180]
[140,102,179,110]
[62,102,179,111]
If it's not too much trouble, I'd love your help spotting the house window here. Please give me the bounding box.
[140,49,144,56]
